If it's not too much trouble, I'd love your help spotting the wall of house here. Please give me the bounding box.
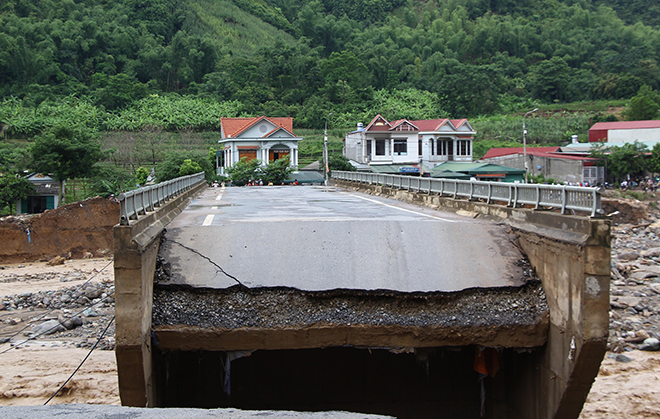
[608,128,660,143]
[482,155,585,184]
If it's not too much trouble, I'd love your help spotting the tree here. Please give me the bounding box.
[260,156,292,185]
[320,50,369,105]
[622,85,660,121]
[31,127,103,203]
[156,151,213,182]
[607,142,647,181]
[135,167,150,185]
[0,175,34,215]
[328,155,355,172]
[648,143,660,175]
[226,158,260,186]
[179,158,203,176]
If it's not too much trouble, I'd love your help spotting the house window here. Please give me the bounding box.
[375,139,386,156]
[457,140,471,156]
[418,137,422,156]
[367,140,372,159]
[436,139,451,156]
[393,139,407,156]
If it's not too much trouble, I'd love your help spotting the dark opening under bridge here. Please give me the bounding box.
[113,173,610,419]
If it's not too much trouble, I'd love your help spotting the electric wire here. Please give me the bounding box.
[43,315,115,405]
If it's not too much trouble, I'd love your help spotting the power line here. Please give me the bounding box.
[43,315,115,405]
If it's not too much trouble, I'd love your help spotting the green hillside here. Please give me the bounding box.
[1,0,659,124]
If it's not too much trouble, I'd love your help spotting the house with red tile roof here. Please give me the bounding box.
[218,116,302,173]
[481,147,603,185]
[343,115,476,174]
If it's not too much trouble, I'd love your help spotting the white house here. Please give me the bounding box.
[344,115,475,174]
[218,116,303,174]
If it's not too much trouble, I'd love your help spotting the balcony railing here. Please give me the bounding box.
[118,172,206,225]
[332,171,603,217]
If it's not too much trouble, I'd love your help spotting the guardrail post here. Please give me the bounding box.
[534,185,541,210]
[593,189,602,217]
[512,184,519,208]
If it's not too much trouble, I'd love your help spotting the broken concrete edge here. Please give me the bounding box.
[333,180,611,419]
[151,281,549,351]
[152,322,549,352]
[114,180,208,407]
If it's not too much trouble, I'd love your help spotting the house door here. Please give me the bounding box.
[27,196,48,214]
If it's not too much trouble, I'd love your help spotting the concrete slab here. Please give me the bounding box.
[160,186,525,292]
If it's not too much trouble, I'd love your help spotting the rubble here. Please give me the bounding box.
[0,271,115,350]
[608,195,660,353]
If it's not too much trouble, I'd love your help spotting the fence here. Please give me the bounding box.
[118,172,206,225]
[332,171,603,217]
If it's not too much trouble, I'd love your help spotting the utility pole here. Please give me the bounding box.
[523,108,538,182]
[324,112,332,186]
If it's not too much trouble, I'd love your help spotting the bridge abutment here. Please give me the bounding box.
[113,181,208,406]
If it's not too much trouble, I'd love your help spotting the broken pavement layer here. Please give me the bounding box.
[152,281,549,351]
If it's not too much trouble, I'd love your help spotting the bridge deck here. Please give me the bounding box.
[159,185,526,292]
[154,185,548,351]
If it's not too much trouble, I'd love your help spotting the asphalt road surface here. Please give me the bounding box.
[159,185,525,292]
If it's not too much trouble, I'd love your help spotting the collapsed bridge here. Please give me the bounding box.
[114,175,610,419]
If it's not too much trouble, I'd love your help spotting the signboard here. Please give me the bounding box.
[399,166,419,173]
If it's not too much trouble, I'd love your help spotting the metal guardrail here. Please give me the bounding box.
[118,172,206,225]
[332,171,603,217]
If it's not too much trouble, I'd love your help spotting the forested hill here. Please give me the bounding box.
[1,0,660,130]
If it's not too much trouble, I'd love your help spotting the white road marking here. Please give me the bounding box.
[345,193,458,222]
[216,193,223,201]
[202,214,214,226]
[211,206,218,209]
